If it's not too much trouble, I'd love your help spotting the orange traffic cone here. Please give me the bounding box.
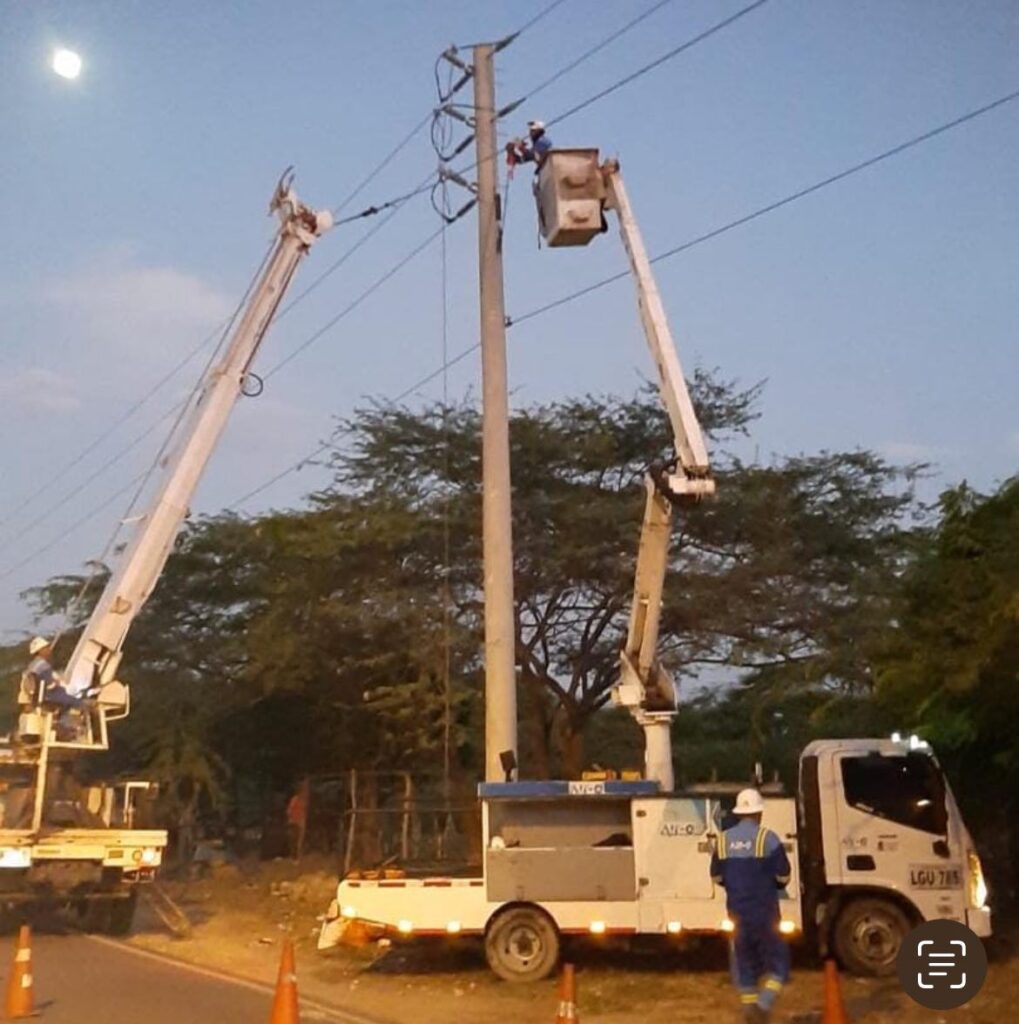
[821,959,849,1024]
[5,924,34,1020]
[268,938,299,1024]
[555,963,578,1023]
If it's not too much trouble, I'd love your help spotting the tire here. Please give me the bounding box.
[833,897,912,977]
[485,906,560,983]
[107,890,138,936]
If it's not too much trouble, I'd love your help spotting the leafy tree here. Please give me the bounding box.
[875,477,1019,895]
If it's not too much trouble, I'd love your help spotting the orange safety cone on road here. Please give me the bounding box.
[821,959,849,1024]
[555,962,578,1023]
[268,938,300,1024]
[5,924,34,1020]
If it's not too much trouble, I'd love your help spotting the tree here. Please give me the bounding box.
[329,374,921,775]
[875,477,1019,895]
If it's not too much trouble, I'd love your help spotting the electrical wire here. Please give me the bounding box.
[263,222,450,381]
[0,324,221,534]
[237,80,1019,513]
[527,0,677,102]
[547,0,770,126]
[0,469,149,586]
[333,112,435,215]
[509,86,1019,325]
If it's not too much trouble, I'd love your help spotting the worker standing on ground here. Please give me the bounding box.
[505,119,553,171]
[709,788,792,1024]
[286,779,309,862]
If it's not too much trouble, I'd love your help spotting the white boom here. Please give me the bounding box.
[46,173,331,751]
[535,151,715,790]
[603,161,714,791]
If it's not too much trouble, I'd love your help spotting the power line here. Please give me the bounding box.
[0,238,276,536]
[526,0,678,101]
[263,222,450,380]
[0,469,148,586]
[277,170,438,320]
[237,82,1019,511]
[333,113,434,215]
[546,0,770,127]
[514,0,572,38]
[0,401,184,557]
[0,326,216,533]
[509,86,1019,325]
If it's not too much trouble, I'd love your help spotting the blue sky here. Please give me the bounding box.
[1,0,1016,637]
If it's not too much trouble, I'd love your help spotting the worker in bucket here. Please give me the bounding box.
[22,637,89,740]
[505,119,553,171]
[709,788,792,1024]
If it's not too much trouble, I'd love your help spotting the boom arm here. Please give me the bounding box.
[58,175,331,748]
[602,161,715,789]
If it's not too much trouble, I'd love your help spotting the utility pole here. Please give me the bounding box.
[473,43,517,782]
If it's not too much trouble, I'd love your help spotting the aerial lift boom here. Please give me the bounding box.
[21,173,332,753]
[535,151,715,790]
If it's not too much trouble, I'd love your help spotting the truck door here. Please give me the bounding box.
[761,799,803,930]
[633,798,716,930]
[831,750,966,922]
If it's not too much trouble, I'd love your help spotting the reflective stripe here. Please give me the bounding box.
[775,874,790,885]
[739,992,759,1005]
[764,977,784,992]
[755,826,770,858]
[716,834,727,860]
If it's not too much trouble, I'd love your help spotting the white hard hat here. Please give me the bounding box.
[733,788,765,815]
[528,119,546,131]
[28,636,51,656]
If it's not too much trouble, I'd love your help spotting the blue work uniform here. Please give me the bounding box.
[25,657,83,710]
[710,817,792,1014]
[520,133,553,166]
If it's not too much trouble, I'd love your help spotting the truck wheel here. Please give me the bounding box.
[833,897,912,977]
[485,906,560,983]
[106,891,139,936]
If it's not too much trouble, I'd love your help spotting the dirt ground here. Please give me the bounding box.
[129,858,1019,1024]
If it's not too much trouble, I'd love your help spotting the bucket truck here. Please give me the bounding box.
[319,151,990,980]
[0,173,331,932]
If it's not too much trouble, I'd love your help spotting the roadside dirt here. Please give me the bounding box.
[128,859,1019,1023]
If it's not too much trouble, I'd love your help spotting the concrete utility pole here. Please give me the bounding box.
[472,43,518,782]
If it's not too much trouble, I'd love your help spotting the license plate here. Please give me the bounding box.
[909,864,962,889]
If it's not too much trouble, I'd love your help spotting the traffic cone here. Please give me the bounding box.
[821,959,849,1024]
[554,963,578,1023]
[268,938,299,1024]
[5,925,34,1020]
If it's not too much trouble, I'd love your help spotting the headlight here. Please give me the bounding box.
[968,849,988,909]
[141,847,158,865]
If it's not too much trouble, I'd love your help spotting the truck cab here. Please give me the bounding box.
[800,737,990,975]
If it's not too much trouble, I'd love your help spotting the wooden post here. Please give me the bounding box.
[343,768,357,876]
[400,773,412,862]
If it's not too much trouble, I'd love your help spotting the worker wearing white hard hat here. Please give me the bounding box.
[505,117,553,172]
[710,788,792,1023]
[21,637,87,739]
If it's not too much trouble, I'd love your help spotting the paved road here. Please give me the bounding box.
[9,932,362,1024]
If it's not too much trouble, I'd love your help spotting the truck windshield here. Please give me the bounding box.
[841,753,948,835]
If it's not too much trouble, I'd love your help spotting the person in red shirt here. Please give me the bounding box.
[286,780,309,861]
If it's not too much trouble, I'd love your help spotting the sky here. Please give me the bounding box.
[0,0,1016,639]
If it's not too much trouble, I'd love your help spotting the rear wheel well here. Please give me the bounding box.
[485,901,556,934]
[826,886,923,935]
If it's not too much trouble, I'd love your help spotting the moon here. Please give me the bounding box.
[52,48,83,80]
